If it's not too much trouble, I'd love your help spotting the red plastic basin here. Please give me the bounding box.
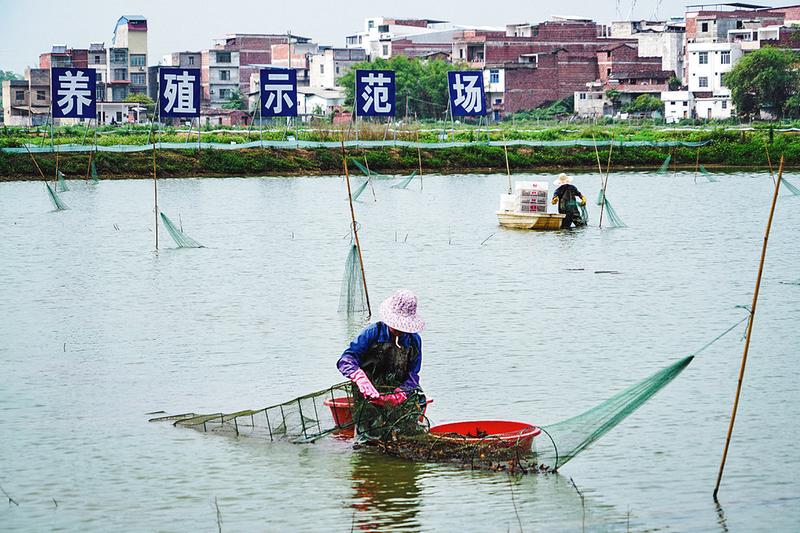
[323,396,432,430]
[429,420,541,452]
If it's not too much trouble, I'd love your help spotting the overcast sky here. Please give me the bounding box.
[1,1,699,73]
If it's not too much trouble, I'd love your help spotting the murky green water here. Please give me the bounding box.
[1,170,799,532]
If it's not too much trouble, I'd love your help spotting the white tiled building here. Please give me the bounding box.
[661,90,695,122]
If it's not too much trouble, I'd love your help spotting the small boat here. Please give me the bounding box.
[496,180,565,231]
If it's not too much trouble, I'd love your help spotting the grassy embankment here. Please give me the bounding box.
[0,122,795,180]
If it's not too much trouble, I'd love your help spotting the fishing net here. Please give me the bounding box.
[159,212,203,248]
[781,178,800,196]
[600,198,626,228]
[391,171,418,190]
[596,188,605,206]
[698,166,719,182]
[657,154,672,174]
[149,382,356,443]
[352,178,370,201]
[57,170,69,192]
[45,182,68,210]
[339,243,368,314]
[90,159,99,182]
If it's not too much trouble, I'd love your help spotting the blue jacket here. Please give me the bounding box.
[336,321,423,392]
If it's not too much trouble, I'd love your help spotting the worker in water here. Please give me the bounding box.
[551,173,587,228]
[337,289,425,439]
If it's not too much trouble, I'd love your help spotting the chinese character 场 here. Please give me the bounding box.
[163,71,197,115]
[356,70,395,116]
[450,72,484,115]
[56,70,93,116]
[263,72,295,115]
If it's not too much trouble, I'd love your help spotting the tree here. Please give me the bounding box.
[124,93,155,117]
[222,89,247,110]
[605,89,623,112]
[339,56,467,120]
[0,70,21,82]
[668,74,681,91]
[621,94,664,114]
[723,46,800,119]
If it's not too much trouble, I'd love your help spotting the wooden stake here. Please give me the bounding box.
[713,156,784,499]
[341,140,371,317]
[598,139,614,228]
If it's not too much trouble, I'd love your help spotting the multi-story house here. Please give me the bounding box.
[201,49,240,106]
[309,48,367,89]
[107,15,148,101]
[88,43,107,103]
[1,68,50,126]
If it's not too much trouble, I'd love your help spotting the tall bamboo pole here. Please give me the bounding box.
[764,143,776,185]
[598,139,614,228]
[152,123,159,251]
[54,146,59,189]
[341,140,371,317]
[713,156,784,499]
[694,147,701,184]
[24,144,48,181]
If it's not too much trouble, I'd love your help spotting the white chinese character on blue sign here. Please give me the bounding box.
[448,71,485,117]
[260,68,297,117]
[159,67,200,118]
[52,68,96,119]
[356,70,395,117]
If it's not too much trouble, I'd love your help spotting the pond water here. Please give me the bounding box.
[1,169,798,532]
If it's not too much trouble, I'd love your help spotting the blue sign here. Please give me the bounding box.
[260,68,297,117]
[448,71,486,117]
[51,67,96,119]
[159,67,201,118]
[355,69,395,117]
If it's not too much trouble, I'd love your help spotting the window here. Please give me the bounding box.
[112,49,127,62]
[96,86,104,100]
[580,93,587,100]
[220,70,230,81]
[113,68,128,81]
[188,56,195,65]
[494,98,501,104]
[15,90,24,100]
[94,54,102,64]
[722,100,728,109]
[701,22,709,32]
[721,51,731,64]
[699,76,708,88]
[489,69,499,83]
[683,101,688,106]
[130,54,145,67]
[378,24,389,32]
[606,68,611,77]
[382,44,389,56]
[335,66,340,74]
[116,111,123,122]
[320,64,324,74]
[112,86,127,101]
[216,52,231,63]
[36,90,45,100]
[699,52,708,64]
[671,101,676,105]
[219,88,231,99]
[131,73,145,85]
[368,20,374,29]
[459,49,464,59]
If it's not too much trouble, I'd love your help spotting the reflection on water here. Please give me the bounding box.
[350,451,424,532]
[1,172,799,531]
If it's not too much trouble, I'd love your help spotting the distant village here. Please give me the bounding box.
[3,2,800,127]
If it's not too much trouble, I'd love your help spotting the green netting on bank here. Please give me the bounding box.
[3,139,712,154]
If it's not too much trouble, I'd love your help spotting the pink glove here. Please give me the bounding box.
[349,368,379,400]
[381,389,408,407]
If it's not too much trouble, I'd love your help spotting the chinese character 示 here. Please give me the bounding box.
[356,70,395,117]
[159,67,200,118]
[260,68,297,117]
[448,71,485,116]
[51,68,96,119]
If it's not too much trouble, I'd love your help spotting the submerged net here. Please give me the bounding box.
[600,198,626,228]
[149,382,356,443]
[159,212,203,248]
[45,182,68,210]
[657,154,672,174]
[339,243,368,314]
[699,166,719,182]
[596,188,605,206]
[57,170,69,192]
[391,171,418,190]
[90,160,99,181]
[782,178,800,196]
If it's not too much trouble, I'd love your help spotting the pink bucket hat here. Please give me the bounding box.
[379,289,425,334]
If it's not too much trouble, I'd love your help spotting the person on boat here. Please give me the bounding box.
[337,289,425,438]
[551,173,587,228]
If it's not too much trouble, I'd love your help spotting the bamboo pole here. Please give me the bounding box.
[152,132,159,251]
[24,144,48,181]
[592,134,604,184]
[764,143,776,185]
[713,156,784,500]
[694,147,701,184]
[54,146,59,189]
[598,139,614,228]
[416,128,423,177]
[502,132,512,194]
[340,140,371,317]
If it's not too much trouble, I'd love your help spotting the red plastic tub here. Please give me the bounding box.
[323,396,432,429]
[429,420,541,453]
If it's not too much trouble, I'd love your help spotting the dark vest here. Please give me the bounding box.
[358,323,418,390]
